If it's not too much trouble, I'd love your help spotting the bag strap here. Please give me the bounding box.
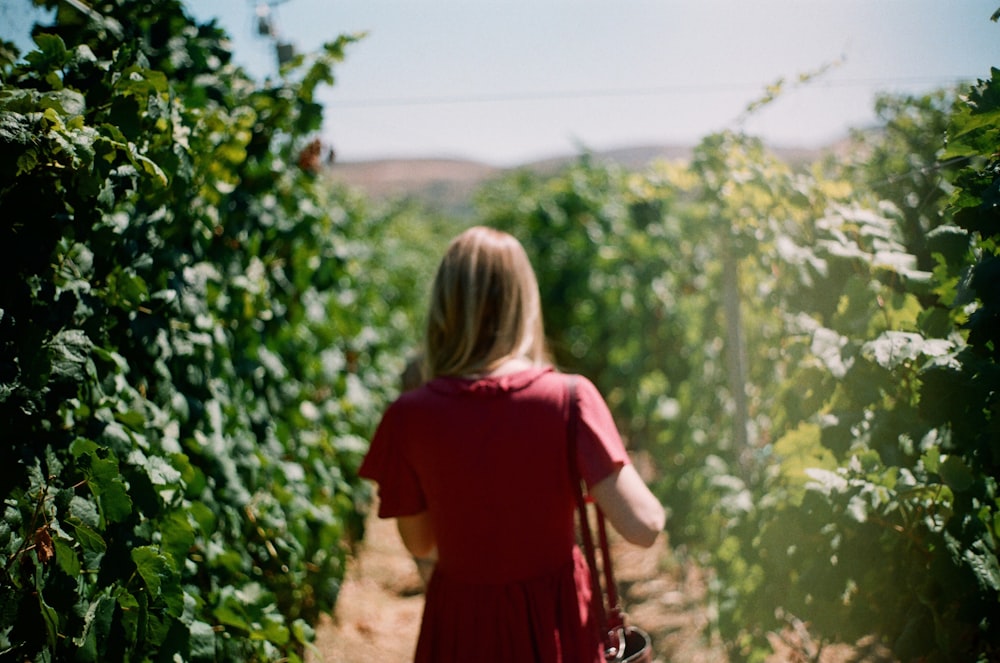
[566,377,626,659]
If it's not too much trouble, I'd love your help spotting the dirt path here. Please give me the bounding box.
[308,510,730,663]
[304,422,897,663]
[307,505,893,663]
[308,514,426,662]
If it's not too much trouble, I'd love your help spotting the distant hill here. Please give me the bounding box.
[328,158,500,197]
[325,142,835,213]
[527,144,699,172]
[327,158,500,214]
[325,145,692,201]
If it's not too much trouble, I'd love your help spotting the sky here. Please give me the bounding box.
[4,1,999,166]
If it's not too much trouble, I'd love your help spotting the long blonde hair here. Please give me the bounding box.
[425,226,548,378]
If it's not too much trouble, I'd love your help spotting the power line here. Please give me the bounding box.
[327,75,980,109]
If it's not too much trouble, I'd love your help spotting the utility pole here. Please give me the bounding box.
[252,0,296,70]
[722,229,750,474]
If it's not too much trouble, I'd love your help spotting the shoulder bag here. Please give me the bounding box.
[566,377,654,663]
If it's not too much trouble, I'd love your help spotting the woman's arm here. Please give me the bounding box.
[590,464,665,548]
[397,511,436,559]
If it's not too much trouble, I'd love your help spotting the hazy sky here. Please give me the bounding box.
[4,1,999,165]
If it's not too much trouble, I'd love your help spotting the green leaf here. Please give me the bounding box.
[37,590,59,650]
[189,620,217,661]
[107,268,149,308]
[132,149,168,186]
[69,519,106,554]
[938,455,974,493]
[33,33,68,57]
[0,108,33,143]
[926,225,972,266]
[774,422,837,490]
[116,590,142,647]
[115,409,146,429]
[862,332,951,370]
[70,437,99,458]
[213,601,250,632]
[26,33,69,75]
[965,540,1000,593]
[97,180,116,208]
[73,593,116,662]
[921,446,941,475]
[53,536,82,577]
[255,615,290,645]
[15,147,39,175]
[158,510,195,564]
[804,468,848,495]
[944,107,1000,147]
[291,618,315,645]
[46,329,92,382]
[67,519,108,571]
[811,327,851,378]
[131,546,170,598]
[74,443,134,523]
[98,476,133,523]
[119,67,169,97]
[38,89,86,116]
[144,454,182,487]
[846,494,869,523]
[68,494,99,532]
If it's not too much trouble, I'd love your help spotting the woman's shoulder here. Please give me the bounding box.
[536,369,600,393]
[523,369,609,412]
[388,382,440,411]
[421,365,556,398]
[388,366,602,407]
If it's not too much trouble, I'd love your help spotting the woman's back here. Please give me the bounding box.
[384,366,574,582]
[360,366,629,662]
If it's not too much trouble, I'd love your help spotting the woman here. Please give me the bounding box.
[359,226,665,662]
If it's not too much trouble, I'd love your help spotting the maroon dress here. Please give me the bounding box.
[359,366,630,663]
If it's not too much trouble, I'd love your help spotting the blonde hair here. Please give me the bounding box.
[425,226,548,378]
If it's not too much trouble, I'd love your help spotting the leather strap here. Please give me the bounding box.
[566,377,626,659]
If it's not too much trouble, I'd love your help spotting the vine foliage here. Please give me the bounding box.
[481,67,999,661]
[0,1,399,660]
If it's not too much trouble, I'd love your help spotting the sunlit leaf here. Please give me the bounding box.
[46,329,92,382]
[862,332,952,369]
[189,620,217,659]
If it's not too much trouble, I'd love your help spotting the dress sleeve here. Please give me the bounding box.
[358,400,427,518]
[573,376,631,488]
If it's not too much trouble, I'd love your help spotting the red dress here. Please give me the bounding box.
[359,366,630,663]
